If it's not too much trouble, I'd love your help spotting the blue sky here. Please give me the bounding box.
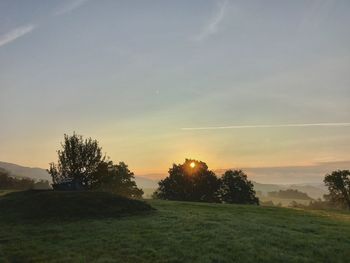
[0,0,350,179]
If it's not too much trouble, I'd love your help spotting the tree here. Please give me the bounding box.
[48,133,143,198]
[0,168,35,190]
[268,189,312,200]
[91,161,143,199]
[48,133,105,189]
[218,170,259,205]
[153,159,220,202]
[324,170,350,209]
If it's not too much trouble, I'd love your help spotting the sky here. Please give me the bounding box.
[0,0,350,181]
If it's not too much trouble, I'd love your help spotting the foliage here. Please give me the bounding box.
[48,133,143,198]
[153,159,220,202]
[0,190,153,222]
[289,199,333,210]
[154,160,259,205]
[1,199,350,262]
[48,133,105,189]
[91,161,143,199]
[218,170,259,205]
[324,170,350,209]
[268,189,312,200]
[0,169,50,190]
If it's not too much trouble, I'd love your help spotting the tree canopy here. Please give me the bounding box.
[268,189,312,200]
[218,170,259,205]
[91,161,143,199]
[153,159,220,202]
[48,133,143,198]
[153,160,259,205]
[48,133,105,189]
[0,168,50,190]
[324,170,350,209]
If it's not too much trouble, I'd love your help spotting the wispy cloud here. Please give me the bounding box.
[193,0,228,41]
[182,122,350,131]
[54,0,90,16]
[0,24,36,48]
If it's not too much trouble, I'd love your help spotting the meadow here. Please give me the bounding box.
[0,191,349,263]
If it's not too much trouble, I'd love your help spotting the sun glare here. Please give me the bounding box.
[190,162,196,168]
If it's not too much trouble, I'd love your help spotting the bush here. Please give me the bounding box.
[153,159,220,202]
[218,170,259,205]
[154,160,259,205]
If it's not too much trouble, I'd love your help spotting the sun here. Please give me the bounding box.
[190,162,196,168]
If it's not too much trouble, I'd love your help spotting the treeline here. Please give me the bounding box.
[153,159,259,205]
[268,189,312,200]
[0,168,50,190]
[48,133,350,210]
[47,133,258,204]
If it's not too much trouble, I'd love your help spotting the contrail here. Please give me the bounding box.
[0,24,36,48]
[181,122,350,131]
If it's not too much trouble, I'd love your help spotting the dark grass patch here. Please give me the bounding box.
[0,190,154,222]
[0,198,349,262]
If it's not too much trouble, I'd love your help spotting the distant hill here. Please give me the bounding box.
[133,176,158,189]
[0,161,329,199]
[0,161,50,181]
[0,161,159,189]
[215,161,350,185]
[253,182,327,199]
[137,176,327,199]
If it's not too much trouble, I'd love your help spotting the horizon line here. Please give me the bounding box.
[181,122,350,130]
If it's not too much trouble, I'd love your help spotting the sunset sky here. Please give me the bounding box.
[1,0,350,179]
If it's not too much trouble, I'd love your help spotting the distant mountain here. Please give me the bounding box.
[0,161,331,198]
[137,175,328,199]
[133,176,158,189]
[0,161,159,189]
[0,161,50,181]
[253,182,327,199]
[214,161,350,185]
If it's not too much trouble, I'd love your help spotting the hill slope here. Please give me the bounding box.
[0,161,158,189]
[0,190,153,222]
[0,198,349,262]
[0,161,329,199]
[0,161,50,181]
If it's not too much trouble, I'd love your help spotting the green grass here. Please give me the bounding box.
[0,193,349,262]
[0,190,153,221]
[259,196,312,206]
[0,189,18,197]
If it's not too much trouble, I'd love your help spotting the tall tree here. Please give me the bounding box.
[218,170,259,205]
[92,161,144,199]
[48,133,105,189]
[324,170,350,209]
[153,159,220,202]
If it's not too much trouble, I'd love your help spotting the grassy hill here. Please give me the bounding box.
[0,191,153,221]
[0,192,349,262]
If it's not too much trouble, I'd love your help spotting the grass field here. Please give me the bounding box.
[0,192,349,262]
[259,196,312,207]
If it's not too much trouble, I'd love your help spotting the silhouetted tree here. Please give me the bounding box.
[153,159,220,202]
[48,133,105,189]
[48,133,143,197]
[218,170,259,205]
[268,189,312,200]
[0,169,35,190]
[324,170,350,209]
[91,161,143,199]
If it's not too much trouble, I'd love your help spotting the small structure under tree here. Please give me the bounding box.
[48,133,143,198]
